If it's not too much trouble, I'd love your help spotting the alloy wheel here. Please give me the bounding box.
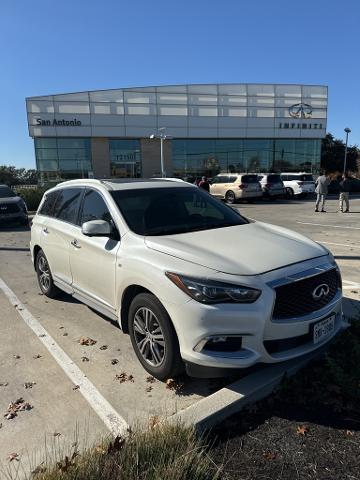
[132,307,166,366]
[38,255,51,292]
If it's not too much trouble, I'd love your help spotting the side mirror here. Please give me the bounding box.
[81,219,111,237]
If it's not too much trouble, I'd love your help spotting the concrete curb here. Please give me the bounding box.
[168,345,331,432]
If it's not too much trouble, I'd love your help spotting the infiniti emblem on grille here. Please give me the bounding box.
[312,283,330,300]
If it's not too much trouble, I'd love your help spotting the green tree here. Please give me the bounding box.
[0,165,38,185]
[321,133,358,173]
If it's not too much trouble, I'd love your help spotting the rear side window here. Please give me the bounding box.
[300,174,314,181]
[53,188,83,224]
[228,176,237,183]
[267,175,281,183]
[242,175,258,183]
[216,176,229,184]
[80,189,113,225]
[38,191,59,217]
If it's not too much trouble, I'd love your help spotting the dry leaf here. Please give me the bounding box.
[63,333,68,337]
[296,425,309,436]
[39,334,46,338]
[146,376,156,383]
[8,453,19,462]
[53,432,61,437]
[166,378,184,393]
[115,372,134,383]
[24,382,36,389]
[4,397,32,420]
[13,355,21,359]
[263,451,278,460]
[81,356,89,362]
[111,359,119,365]
[0,382,8,387]
[79,337,97,346]
[72,385,80,391]
[99,345,108,350]
[33,354,42,359]
[146,386,153,393]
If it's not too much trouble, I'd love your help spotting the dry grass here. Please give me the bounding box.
[25,423,220,480]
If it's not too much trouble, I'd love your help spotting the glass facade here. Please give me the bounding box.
[109,139,141,178]
[35,138,92,182]
[172,139,321,178]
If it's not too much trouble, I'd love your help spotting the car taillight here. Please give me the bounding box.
[239,184,246,189]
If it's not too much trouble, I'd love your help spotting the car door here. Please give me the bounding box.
[40,187,84,291]
[209,176,220,196]
[69,188,120,312]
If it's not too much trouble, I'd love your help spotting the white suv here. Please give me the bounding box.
[30,179,344,379]
[281,173,316,198]
[209,173,262,203]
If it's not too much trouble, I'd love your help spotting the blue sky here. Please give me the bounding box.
[1,0,359,169]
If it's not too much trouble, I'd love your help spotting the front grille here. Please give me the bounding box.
[273,268,339,319]
[0,203,20,215]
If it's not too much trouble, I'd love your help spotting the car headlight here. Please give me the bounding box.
[165,272,261,304]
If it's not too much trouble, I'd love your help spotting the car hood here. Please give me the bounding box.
[0,196,21,204]
[145,222,327,275]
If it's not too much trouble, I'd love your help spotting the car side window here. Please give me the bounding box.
[53,188,83,224]
[80,189,113,225]
[38,191,59,217]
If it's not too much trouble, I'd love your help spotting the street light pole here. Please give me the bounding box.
[343,127,351,175]
[150,127,168,178]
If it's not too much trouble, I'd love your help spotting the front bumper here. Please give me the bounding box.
[165,260,344,373]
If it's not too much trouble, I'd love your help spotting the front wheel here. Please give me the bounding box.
[35,250,59,298]
[128,293,183,380]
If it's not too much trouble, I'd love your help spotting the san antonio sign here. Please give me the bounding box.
[36,118,82,126]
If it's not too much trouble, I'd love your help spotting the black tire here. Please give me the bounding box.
[225,190,236,204]
[286,187,294,199]
[35,250,59,298]
[128,293,184,380]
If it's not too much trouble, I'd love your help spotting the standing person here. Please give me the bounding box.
[338,173,351,213]
[198,176,210,192]
[315,171,331,212]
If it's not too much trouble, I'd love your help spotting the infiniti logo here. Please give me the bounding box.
[289,103,312,119]
[312,283,330,300]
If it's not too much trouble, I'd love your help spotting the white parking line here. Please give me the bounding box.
[297,221,360,230]
[319,241,360,249]
[0,277,128,438]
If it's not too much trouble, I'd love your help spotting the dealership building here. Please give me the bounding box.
[26,83,327,181]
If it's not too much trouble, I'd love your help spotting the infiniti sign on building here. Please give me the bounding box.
[26,83,327,181]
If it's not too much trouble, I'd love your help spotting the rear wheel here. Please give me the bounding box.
[225,190,236,204]
[286,187,294,199]
[128,293,183,380]
[35,250,59,298]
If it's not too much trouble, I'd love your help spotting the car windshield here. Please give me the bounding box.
[0,186,16,198]
[110,186,248,236]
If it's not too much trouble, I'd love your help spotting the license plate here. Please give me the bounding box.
[313,315,335,344]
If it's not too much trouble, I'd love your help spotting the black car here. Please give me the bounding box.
[0,185,28,226]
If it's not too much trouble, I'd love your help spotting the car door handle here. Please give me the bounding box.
[71,239,81,249]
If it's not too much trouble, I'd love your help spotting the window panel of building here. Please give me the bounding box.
[302,86,327,99]
[28,100,54,113]
[218,84,247,95]
[189,95,218,105]
[124,91,156,104]
[189,106,218,116]
[156,93,188,104]
[89,90,124,102]
[219,96,247,106]
[248,97,275,107]
[219,107,247,117]
[109,139,141,178]
[243,140,272,172]
[247,84,275,97]
[158,105,188,116]
[275,85,302,97]
[273,139,321,172]
[55,102,90,114]
[125,105,156,115]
